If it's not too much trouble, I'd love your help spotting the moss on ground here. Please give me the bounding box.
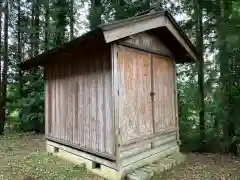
[0,134,239,180]
[0,134,104,180]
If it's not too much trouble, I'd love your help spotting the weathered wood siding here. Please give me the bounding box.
[152,54,176,131]
[115,32,177,161]
[117,45,153,144]
[121,32,173,57]
[120,131,178,167]
[116,45,176,140]
[45,49,114,157]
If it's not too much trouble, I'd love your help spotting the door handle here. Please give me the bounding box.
[150,92,155,96]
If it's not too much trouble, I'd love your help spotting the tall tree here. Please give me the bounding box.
[215,0,239,154]
[114,0,126,20]
[0,1,8,134]
[88,0,102,30]
[0,0,3,135]
[195,0,205,151]
[30,0,35,58]
[54,0,68,45]
[17,0,23,122]
[34,0,40,56]
[0,1,2,92]
[70,0,74,39]
[44,0,49,51]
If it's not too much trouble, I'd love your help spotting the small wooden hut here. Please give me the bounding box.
[20,10,197,180]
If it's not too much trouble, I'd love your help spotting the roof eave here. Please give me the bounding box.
[19,28,104,70]
[100,11,197,62]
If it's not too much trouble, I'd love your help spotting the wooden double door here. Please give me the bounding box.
[117,45,176,145]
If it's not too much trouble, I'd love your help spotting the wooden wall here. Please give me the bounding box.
[44,47,114,158]
[44,31,178,165]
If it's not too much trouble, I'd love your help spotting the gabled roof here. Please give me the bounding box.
[20,10,197,70]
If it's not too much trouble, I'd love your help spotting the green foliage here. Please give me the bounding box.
[3,0,240,156]
[7,71,44,132]
[18,71,44,132]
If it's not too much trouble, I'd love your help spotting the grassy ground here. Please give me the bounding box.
[0,134,239,180]
[0,134,104,180]
[150,153,240,180]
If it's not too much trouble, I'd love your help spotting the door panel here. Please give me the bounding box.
[117,45,153,144]
[152,54,176,131]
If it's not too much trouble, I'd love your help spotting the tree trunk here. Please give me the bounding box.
[44,0,49,51]
[216,0,237,154]
[55,0,67,45]
[30,0,35,58]
[0,2,9,135]
[34,0,40,56]
[114,0,125,20]
[17,0,23,122]
[70,0,74,40]
[89,0,102,30]
[0,0,3,135]
[0,0,2,91]
[194,0,205,151]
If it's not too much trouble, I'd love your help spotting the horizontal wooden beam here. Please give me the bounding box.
[120,128,178,147]
[46,135,116,161]
[117,41,174,60]
[46,140,118,170]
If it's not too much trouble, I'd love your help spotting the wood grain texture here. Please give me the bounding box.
[117,45,153,144]
[111,44,120,167]
[173,61,179,142]
[122,32,173,57]
[119,131,177,160]
[44,48,114,157]
[152,54,176,132]
[103,15,165,43]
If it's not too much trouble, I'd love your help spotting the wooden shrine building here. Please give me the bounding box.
[20,10,197,180]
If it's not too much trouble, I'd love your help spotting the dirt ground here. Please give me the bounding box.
[0,134,239,180]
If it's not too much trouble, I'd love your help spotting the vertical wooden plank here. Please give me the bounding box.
[55,64,58,139]
[44,67,49,136]
[149,53,156,149]
[59,60,64,140]
[112,43,119,164]
[91,58,97,151]
[78,60,85,148]
[66,59,70,143]
[72,59,77,145]
[48,67,52,136]
[85,60,90,149]
[52,65,56,138]
[97,57,104,152]
[173,60,179,142]
[77,61,81,146]
[55,62,59,140]
[69,59,74,143]
[105,51,113,155]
